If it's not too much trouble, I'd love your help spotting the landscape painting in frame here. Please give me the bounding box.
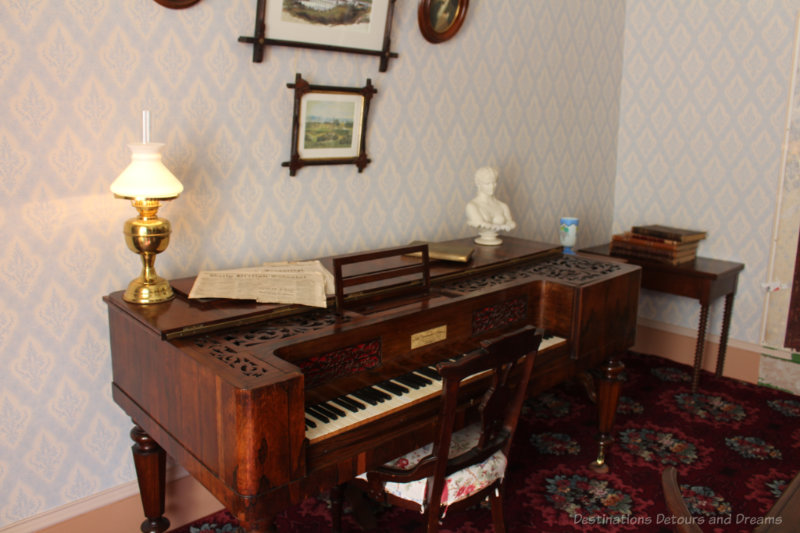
[298,91,364,160]
[267,0,390,51]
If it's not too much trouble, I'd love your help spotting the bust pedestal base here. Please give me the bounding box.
[474,229,502,246]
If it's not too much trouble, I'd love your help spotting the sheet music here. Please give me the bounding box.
[188,261,333,308]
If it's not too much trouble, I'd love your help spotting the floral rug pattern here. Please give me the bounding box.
[173,353,800,533]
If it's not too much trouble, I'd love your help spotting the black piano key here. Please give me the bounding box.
[320,401,347,417]
[416,366,442,381]
[305,417,317,429]
[358,386,392,403]
[305,406,329,424]
[393,374,422,389]
[366,386,391,402]
[404,372,430,387]
[314,403,341,420]
[333,396,365,412]
[370,385,392,401]
[345,396,367,410]
[376,380,409,396]
[407,372,432,386]
[409,373,431,387]
[352,388,381,405]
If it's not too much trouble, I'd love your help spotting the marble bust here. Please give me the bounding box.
[465,166,516,245]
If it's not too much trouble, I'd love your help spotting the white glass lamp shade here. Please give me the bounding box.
[110,143,183,200]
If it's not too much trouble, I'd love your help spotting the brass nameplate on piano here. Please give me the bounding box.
[411,325,447,349]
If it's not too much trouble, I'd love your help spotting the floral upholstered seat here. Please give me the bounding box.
[359,422,507,507]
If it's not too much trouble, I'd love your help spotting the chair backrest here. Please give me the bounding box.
[422,326,542,512]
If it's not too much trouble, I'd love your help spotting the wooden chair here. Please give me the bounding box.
[661,467,704,533]
[333,325,542,532]
[661,466,800,533]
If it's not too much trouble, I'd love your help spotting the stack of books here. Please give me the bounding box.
[610,224,706,265]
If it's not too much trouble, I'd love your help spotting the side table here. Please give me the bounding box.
[581,244,744,393]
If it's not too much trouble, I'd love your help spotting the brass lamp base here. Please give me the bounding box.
[120,199,176,305]
[123,275,174,304]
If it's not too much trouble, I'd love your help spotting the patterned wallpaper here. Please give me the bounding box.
[0,0,627,526]
[615,1,800,352]
[763,11,800,352]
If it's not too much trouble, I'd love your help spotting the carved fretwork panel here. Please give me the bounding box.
[297,339,382,388]
[442,254,621,295]
[192,310,344,378]
[473,296,528,335]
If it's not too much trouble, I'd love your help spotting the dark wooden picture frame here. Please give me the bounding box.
[239,0,399,72]
[283,74,376,177]
[418,0,469,43]
[153,0,201,8]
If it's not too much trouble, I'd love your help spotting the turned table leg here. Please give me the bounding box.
[590,356,624,473]
[715,292,735,377]
[130,424,169,533]
[692,304,710,394]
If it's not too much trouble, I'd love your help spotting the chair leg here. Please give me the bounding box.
[424,509,440,533]
[490,487,506,533]
[330,484,344,533]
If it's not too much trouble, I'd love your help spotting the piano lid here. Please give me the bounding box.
[103,237,564,340]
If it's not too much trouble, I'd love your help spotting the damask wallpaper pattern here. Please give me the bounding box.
[4,0,799,528]
[0,0,626,526]
[615,0,800,355]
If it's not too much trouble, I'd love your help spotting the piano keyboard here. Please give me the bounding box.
[304,334,566,442]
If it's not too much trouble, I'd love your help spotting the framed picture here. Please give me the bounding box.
[153,0,201,7]
[239,0,399,71]
[283,74,377,176]
[418,0,469,43]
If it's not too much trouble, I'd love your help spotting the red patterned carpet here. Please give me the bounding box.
[172,353,800,532]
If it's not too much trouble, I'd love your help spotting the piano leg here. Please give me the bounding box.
[130,424,169,533]
[590,356,624,473]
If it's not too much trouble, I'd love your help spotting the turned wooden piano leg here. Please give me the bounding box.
[590,357,624,473]
[130,424,169,533]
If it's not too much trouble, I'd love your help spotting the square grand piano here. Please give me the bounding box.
[104,237,640,532]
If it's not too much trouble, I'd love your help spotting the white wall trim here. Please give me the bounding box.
[637,317,796,360]
[0,468,189,533]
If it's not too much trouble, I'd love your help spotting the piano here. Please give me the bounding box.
[104,237,640,533]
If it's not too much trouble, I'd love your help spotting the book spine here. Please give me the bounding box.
[610,248,695,265]
[631,226,706,243]
[619,232,680,245]
[611,243,696,259]
[612,233,697,252]
[611,247,697,265]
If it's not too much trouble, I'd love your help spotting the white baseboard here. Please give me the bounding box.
[638,317,799,361]
[636,317,767,354]
[0,468,191,533]
[0,479,142,533]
